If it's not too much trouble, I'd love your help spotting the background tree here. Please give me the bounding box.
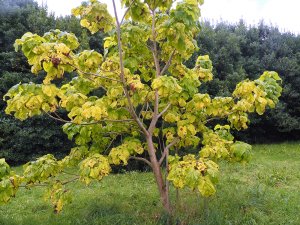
[1,0,282,215]
[0,0,70,164]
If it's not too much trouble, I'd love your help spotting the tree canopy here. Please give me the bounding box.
[1,0,298,166]
[1,0,283,214]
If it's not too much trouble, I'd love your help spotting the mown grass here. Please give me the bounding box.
[0,142,299,225]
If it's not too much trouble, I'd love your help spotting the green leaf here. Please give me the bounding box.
[197,176,216,197]
[0,159,10,178]
[230,141,252,162]
[79,154,111,185]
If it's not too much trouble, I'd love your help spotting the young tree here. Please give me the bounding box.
[1,0,282,214]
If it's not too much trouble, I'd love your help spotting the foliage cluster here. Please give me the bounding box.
[0,0,298,166]
[0,0,105,164]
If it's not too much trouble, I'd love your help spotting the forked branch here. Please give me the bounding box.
[157,103,171,118]
[160,50,175,76]
[112,0,149,136]
[159,138,179,165]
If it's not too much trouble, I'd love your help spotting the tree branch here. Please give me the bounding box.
[120,0,135,25]
[160,50,175,76]
[44,111,134,125]
[112,0,149,136]
[159,138,179,166]
[19,183,48,188]
[53,111,65,121]
[44,111,69,123]
[148,9,160,135]
[148,91,159,134]
[19,177,80,189]
[61,177,79,185]
[157,103,171,119]
[62,171,78,176]
[151,9,160,77]
[138,101,147,119]
[104,135,118,154]
[129,156,152,168]
[68,63,122,83]
[205,112,234,123]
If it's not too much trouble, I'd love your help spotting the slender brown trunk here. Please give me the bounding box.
[146,136,171,214]
[112,0,170,213]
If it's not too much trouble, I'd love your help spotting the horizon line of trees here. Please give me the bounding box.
[0,0,299,165]
[201,18,299,37]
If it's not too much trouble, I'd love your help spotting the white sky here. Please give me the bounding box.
[36,0,300,34]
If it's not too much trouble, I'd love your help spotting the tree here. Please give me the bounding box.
[0,0,282,215]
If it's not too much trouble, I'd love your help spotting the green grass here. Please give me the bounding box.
[0,142,299,225]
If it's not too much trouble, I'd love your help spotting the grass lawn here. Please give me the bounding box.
[0,142,299,225]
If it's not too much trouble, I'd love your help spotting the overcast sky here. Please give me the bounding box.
[35,0,300,34]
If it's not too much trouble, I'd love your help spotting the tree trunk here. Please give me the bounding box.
[146,136,171,214]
